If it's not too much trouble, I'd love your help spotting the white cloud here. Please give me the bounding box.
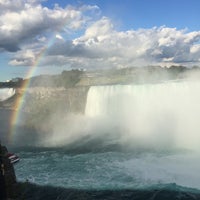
[70,21,200,68]
[0,0,99,52]
[3,2,200,69]
[190,44,200,54]
[75,17,114,43]
[9,49,35,66]
[55,34,64,40]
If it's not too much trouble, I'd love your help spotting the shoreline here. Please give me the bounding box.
[14,181,200,200]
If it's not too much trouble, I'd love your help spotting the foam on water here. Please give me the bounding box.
[14,148,200,190]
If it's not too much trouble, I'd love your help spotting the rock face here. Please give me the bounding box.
[0,143,17,199]
[9,86,90,133]
[0,86,89,131]
[22,86,89,113]
[0,86,89,112]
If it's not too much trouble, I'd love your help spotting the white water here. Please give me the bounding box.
[0,88,15,101]
[14,80,200,191]
[85,81,200,151]
[14,148,200,190]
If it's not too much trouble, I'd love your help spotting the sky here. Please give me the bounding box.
[0,0,200,81]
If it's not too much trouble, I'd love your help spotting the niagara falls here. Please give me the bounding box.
[12,80,200,191]
[2,72,200,199]
[1,0,200,199]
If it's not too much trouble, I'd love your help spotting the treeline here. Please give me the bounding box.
[1,66,199,88]
[0,69,84,89]
[0,78,24,88]
[102,65,191,75]
[29,69,84,88]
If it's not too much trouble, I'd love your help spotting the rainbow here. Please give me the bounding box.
[8,30,70,144]
[9,46,48,144]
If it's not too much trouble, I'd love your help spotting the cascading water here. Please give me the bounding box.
[85,81,200,151]
[0,88,15,101]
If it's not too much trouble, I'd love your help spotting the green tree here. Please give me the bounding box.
[61,69,83,88]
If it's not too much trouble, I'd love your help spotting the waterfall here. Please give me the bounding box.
[85,81,200,151]
[0,88,15,101]
[14,80,200,151]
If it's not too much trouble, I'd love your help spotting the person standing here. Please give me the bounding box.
[0,141,7,200]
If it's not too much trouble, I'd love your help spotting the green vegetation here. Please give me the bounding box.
[27,66,200,87]
[0,66,199,89]
[61,69,84,88]
[0,78,24,88]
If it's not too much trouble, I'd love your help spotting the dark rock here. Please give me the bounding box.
[0,143,18,199]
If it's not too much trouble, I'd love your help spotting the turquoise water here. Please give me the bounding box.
[2,81,200,199]
[13,147,200,191]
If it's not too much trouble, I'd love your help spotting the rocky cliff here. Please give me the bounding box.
[21,86,89,113]
[15,87,89,131]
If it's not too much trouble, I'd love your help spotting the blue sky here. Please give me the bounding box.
[42,0,200,30]
[0,0,200,81]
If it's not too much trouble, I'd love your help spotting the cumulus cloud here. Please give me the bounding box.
[9,49,35,66]
[0,0,99,52]
[3,1,200,69]
[38,17,200,69]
